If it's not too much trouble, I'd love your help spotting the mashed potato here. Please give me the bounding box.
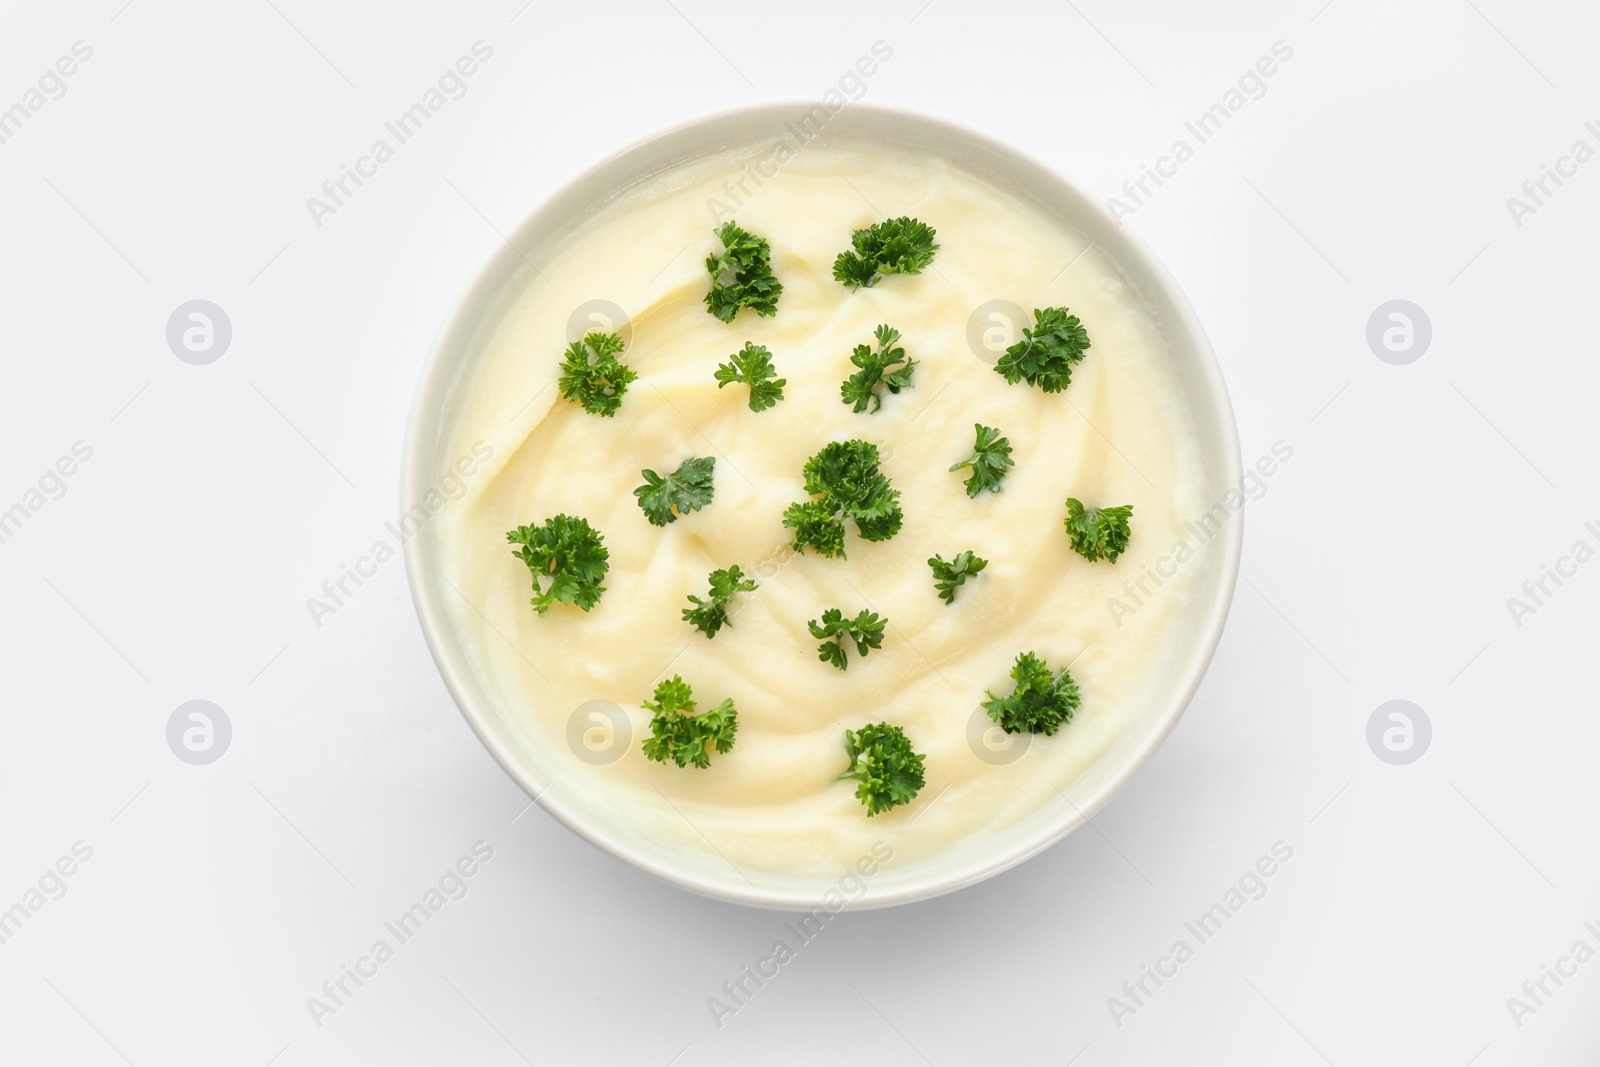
[434,140,1211,878]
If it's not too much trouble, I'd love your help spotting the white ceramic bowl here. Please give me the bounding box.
[402,102,1242,909]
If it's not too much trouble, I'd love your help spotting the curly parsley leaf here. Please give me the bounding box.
[779,499,847,559]
[634,456,716,527]
[714,342,787,412]
[506,514,609,616]
[682,565,759,639]
[640,675,738,769]
[994,306,1091,393]
[982,651,1081,735]
[1063,497,1133,563]
[705,220,782,323]
[807,607,887,671]
[833,251,879,290]
[832,217,939,290]
[841,324,917,414]
[557,331,637,417]
[949,423,1014,497]
[837,722,926,816]
[781,439,903,558]
[928,550,989,605]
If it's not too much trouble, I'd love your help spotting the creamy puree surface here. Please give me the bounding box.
[435,140,1212,878]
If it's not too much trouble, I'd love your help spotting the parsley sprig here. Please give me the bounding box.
[506,515,609,615]
[714,342,787,412]
[634,457,716,527]
[994,307,1091,393]
[841,324,916,413]
[705,220,782,322]
[782,500,847,558]
[557,331,636,417]
[833,217,939,290]
[982,652,1081,735]
[640,675,738,769]
[949,423,1014,497]
[782,439,903,558]
[837,723,925,816]
[808,607,887,670]
[682,565,759,639]
[928,550,988,604]
[1063,498,1133,563]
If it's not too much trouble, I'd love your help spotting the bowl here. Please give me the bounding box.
[402,102,1242,909]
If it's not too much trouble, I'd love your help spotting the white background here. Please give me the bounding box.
[1,0,1596,1063]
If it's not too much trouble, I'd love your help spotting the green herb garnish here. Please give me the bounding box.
[682,565,759,639]
[837,723,925,815]
[705,220,782,322]
[781,439,903,558]
[640,675,738,769]
[633,457,716,527]
[557,331,636,417]
[994,307,1091,393]
[833,217,939,290]
[808,607,887,670]
[506,515,609,615]
[928,550,988,605]
[1063,497,1132,563]
[982,652,1081,735]
[949,423,1014,497]
[841,324,916,413]
[714,342,787,412]
[780,500,846,559]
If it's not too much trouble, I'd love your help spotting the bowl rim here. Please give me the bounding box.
[401,99,1243,910]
